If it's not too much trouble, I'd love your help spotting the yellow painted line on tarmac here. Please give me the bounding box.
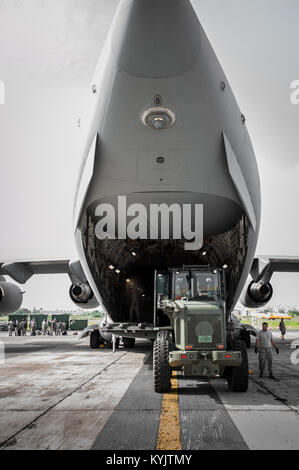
[156,372,182,450]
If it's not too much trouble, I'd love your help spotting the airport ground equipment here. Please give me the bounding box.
[81,265,251,393]
[70,319,88,331]
[81,322,154,350]
[152,266,249,392]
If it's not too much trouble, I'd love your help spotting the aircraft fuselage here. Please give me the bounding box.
[74,0,261,322]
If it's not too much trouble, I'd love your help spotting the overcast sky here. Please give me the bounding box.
[0,0,299,310]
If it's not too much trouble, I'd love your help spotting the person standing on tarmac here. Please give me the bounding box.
[30,319,37,336]
[14,320,20,337]
[53,318,57,336]
[42,319,47,336]
[255,322,279,379]
[61,322,67,335]
[279,319,286,340]
[21,320,27,336]
[8,320,14,337]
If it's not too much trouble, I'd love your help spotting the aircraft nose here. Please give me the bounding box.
[111,0,201,78]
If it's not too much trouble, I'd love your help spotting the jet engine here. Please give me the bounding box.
[0,281,23,314]
[69,283,98,309]
[240,281,273,308]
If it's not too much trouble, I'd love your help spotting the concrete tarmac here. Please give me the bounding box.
[0,330,298,450]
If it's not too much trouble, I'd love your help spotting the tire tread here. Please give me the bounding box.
[153,338,171,393]
[227,339,249,392]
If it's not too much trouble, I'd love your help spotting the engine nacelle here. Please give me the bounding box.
[69,283,98,309]
[240,281,273,308]
[0,282,23,314]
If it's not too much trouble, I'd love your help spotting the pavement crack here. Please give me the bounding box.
[0,351,128,449]
[250,376,299,415]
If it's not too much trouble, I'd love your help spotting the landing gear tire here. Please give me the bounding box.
[153,336,171,393]
[227,339,249,392]
[122,338,135,349]
[90,330,100,349]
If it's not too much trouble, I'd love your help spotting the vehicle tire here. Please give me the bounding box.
[153,337,171,393]
[106,338,120,349]
[122,337,135,349]
[227,339,249,392]
[90,330,100,349]
[244,331,251,349]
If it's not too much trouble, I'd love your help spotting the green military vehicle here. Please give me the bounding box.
[153,266,249,393]
[82,265,251,393]
[70,319,88,332]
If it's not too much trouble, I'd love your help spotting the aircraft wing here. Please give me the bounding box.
[250,256,299,283]
[0,260,83,284]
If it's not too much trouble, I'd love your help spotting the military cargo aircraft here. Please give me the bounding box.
[1,0,298,392]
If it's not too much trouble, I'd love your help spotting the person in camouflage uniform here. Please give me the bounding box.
[255,322,279,379]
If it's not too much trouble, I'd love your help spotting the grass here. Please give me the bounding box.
[240,316,299,330]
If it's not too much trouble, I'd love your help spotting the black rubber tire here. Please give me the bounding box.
[244,331,251,349]
[227,339,249,392]
[122,337,135,349]
[90,330,100,349]
[153,337,172,393]
[106,338,120,349]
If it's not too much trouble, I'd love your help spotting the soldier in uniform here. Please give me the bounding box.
[8,320,14,336]
[49,319,54,336]
[14,320,20,336]
[30,319,37,336]
[129,288,140,323]
[21,320,27,336]
[279,319,286,340]
[53,318,57,336]
[255,322,279,379]
[42,319,47,336]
